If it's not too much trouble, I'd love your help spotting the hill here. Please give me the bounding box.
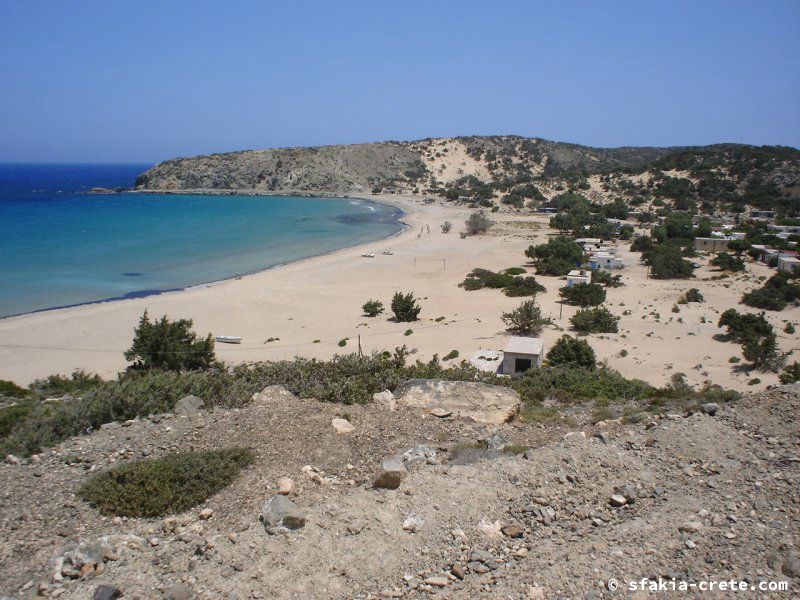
[135,136,800,216]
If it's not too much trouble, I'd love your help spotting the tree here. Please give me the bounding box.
[718,309,773,342]
[502,299,551,336]
[559,282,606,306]
[591,270,623,288]
[570,307,619,333]
[124,311,216,372]
[742,272,800,311]
[525,237,585,276]
[546,335,596,369]
[464,211,493,235]
[680,288,704,303]
[742,332,782,372]
[362,299,384,317]
[710,252,745,272]
[549,213,575,234]
[779,361,800,384]
[630,236,654,253]
[645,245,695,279]
[391,292,421,322]
[441,221,452,234]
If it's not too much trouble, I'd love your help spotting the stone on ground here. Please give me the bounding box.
[393,379,521,424]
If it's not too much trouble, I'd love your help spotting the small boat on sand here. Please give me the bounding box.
[361,253,375,258]
[216,336,242,344]
[382,251,393,255]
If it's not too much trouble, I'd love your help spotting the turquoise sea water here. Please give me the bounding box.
[0,164,403,318]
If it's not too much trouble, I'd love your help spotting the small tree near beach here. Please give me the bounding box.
[502,298,551,336]
[464,211,493,236]
[125,310,216,372]
[441,221,452,233]
[546,335,596,369]
[362,299,384,317]
[391,292,422,322]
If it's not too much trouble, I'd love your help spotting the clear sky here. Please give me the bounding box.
[1,0,798,163]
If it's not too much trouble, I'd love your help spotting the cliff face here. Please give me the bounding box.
[135,136,800,214]
[135,142,427,194]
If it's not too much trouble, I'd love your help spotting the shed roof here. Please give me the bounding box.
[503,336,544,355]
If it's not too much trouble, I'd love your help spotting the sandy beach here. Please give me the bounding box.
[0,194,797,391]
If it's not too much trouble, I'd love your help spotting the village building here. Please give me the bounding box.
[778,256,800,273]
[694,237,731,253]
[566,269,592,287]
[588,251,623,270]
[501,337,544,374]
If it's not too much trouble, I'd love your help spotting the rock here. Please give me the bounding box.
[373,457,407,490]
[164,582,192,600]
[678,521,703,534]
[501,522,525,538]
[198,508,213,520]
[401,445,436,466]
[451,563,465,579]
[431,407,453,418]
[423,576,449,587]
[93,585,123,600]
[701,402,720,416]
[276,477,294,495]
[478,519,504,540]
[402,514,425,533]
[393,379,521,424]
[609,495,628,507]
[250,385,294,404]
[594,431,610,444]
[331,418,355,434]
[4,454,23,465]
[173,395,204,415]
[526,586,546,600]
[523,449,536,460]
[347,520,366,535]
[260,495,306,534]
[486,433,508,451]
[782,553,800,578]
[614,484,637,504]
[373,390,397,411]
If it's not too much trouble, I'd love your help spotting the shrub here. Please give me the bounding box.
[526,237,585,276]
[680,288,704,303]
[441,221,452,233]
[748,378,761,385]
[710,252,745,272]
[742,272,800,311]
[559,283,606,307]
[718,309,773,342]
[125,311,216,372]
[0,380,29,398]
[503,276,547,297]
[503,267,527,276]
[338,338,348,347]
[742,332,783,372]
[591,270,623,288]
[644,245,695,279]
[464,211,493,235]
[570,307,619,333]
[391,291,421,322]
[28,370,104,398]
[79,448,255,517]
[779,362,800,384]
[362,299,384,317]
[785,323,795,334]
[502,299,551,336]
[546,336,596,369]
[442,350,459,361]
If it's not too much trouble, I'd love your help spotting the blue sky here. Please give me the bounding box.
[0,0,798,162]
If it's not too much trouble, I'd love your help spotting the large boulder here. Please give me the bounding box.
[393,380,521,425]
[260,495,306,534]
[173,395,205,415]
[373,456,407,490]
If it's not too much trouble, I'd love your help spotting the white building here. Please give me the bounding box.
[501,337,544,374]
[588,252,623,270]
[778,256,800,273]
[566,269,592,287]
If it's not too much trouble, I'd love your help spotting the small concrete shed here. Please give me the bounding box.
[501,337,544,374]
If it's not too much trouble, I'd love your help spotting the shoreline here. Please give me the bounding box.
[0,194,409,320]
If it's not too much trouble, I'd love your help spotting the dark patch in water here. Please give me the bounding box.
[121,289,163,299]
[295,216,313,222]
[122,272,143,277]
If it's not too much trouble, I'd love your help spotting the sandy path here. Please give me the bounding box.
[0,195,797,391]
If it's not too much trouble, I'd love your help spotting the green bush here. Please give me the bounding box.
[459,268,544,297]
[785,323,796,334]
[79,448,255,517]
[718,309,773,342]
[503,267,527,275]
[502,298,551,336]
[28,370,104,398]
[362,299,384,317]
[525,237,585,276]
[546,335,596,369]
[391,291,422,322]
[710,252,745,272]
[644,245,695,279]
[779,362,800,384]
[680,288,704,303]
[591,270,623,288]
[510,365,653,403]
[570,307,619,333]
[559,283,606,307]
[443,350,459,361]
[503,276,547,297]
[464,211,493,235]
[125,311,216,372]
[0,380,29,398]
[742,272,800,311]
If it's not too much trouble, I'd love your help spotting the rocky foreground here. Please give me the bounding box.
[1,383,798,599]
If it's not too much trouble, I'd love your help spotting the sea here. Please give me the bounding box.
[0,164,404,318]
